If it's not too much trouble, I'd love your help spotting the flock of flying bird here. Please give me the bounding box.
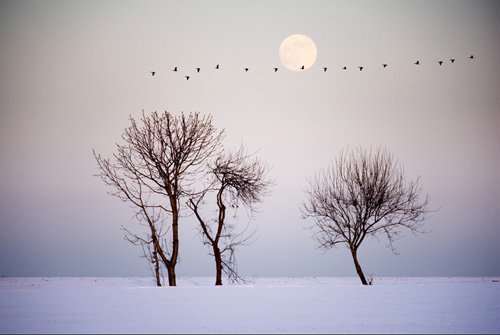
[150,54,475,80]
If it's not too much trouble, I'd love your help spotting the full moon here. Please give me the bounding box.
[279,34,317,72]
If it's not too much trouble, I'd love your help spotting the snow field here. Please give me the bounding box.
[1,277,499,333]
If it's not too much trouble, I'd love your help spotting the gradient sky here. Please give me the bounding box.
[1,0,499,278]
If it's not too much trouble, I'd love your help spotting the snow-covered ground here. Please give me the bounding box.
[1,277,499,333]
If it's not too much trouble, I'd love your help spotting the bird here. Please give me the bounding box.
[215,64,220,69]
[300,65,305,70]
[274,67,278,72]
[382,64,388,68]
[173,67,178,72]
[150,71,155,76]
[323,67,328,72]
[469,55,474,59]
[244,68,249,72]
[196,68,200,73]
[358,66,364,71]
[185,76,190,80]
[342,66,347,70]
[450,58,456,63]
[438,61,443,66]
[414,60,420,65]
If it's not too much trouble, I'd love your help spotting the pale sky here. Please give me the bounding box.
[1,0,499,278]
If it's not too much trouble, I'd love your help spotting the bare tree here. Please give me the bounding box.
[93,111,224,286]
[188,146,272,285]
[302,147,430,285]
[121,223,166,286]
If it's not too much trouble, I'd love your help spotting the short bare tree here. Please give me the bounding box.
[121,216,167,287]
[188,147,272,285]
[302,147,430,285]
[94,111,224,286]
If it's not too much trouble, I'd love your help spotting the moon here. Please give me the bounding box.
[279,34,317,72]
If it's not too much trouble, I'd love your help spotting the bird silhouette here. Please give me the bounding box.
[438,61,443,66]
[414,61,420,65]
[469,55,474,59]
[342,66,347,70]
[173,67,178,72]
[185,76,190,80]
[358,66,364,71]
[450,58,456,63]
[382,64,388,68]
[196,68,200,73]
[151,71,155,76]
[274,67,279,72]
[244,68,249,72]
[300,65,305,70]
[323,67,328,72]
[215,64,220,69]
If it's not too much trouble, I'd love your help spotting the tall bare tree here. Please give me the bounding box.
[188,147,272,285]
[302,147,430,285]
[94,111,224,286]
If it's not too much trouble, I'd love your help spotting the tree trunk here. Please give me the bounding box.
[169,214,179,286]
[165,195,179,287]
[150,223,176,287]
[350,248,368,285]
[213,245,223,286]
[153,247,161,287]
[166,263,176,286]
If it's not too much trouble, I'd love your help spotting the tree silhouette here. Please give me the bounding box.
[302,147,430,285]
[188,146,272,285]
[94,111,224,286]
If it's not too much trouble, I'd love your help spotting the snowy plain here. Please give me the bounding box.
[1,276,499,334]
